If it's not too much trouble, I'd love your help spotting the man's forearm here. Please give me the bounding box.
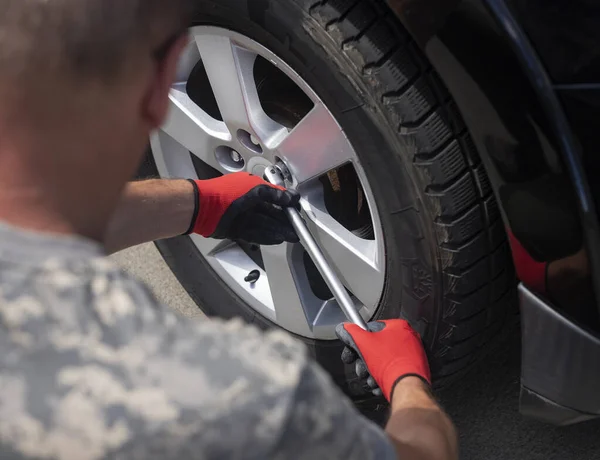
[105,179,195,254]
[386,377,458,460]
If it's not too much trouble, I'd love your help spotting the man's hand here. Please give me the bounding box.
[337,320,458,460]
[105,176,299,254]
[190,173,300,245]
[335,319,431,401]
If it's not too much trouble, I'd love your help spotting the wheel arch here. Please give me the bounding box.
[384,0,600,305]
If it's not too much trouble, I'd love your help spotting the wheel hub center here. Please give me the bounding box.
[247,156,273,177]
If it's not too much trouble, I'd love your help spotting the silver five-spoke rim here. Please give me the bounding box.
[150,26,386,340]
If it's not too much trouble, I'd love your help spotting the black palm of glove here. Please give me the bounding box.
[189,173,300,246]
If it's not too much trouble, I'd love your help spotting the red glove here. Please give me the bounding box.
[188,173,300,245]
[335,320,431,401]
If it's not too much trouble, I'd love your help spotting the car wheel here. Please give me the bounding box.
[140,0,514,397]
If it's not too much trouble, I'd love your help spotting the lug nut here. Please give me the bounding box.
[230,150,243,163]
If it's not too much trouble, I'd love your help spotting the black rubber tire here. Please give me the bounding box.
[143,0,515,397]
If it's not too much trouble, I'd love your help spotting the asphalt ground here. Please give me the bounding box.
[113,243,600,460]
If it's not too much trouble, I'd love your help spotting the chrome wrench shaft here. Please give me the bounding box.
[264,165,368,330]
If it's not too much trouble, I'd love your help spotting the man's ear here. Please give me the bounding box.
[143,33,189,130]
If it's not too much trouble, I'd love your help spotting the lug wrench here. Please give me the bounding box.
[264,165,369,330]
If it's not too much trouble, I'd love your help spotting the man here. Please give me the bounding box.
[0,1,458,459]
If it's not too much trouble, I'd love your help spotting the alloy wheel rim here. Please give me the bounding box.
[149,26,386,340]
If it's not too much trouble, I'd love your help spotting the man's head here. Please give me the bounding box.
[0,0,193,239]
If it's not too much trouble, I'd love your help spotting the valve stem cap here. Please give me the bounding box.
[244,269,261,284]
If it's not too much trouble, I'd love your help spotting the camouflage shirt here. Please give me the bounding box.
[0,223,396,460]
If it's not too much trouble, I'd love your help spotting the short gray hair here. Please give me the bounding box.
[0,0,194,86]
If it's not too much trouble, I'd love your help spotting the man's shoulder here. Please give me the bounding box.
[0,254,316,459]
[0,254,396,460]
[1,252,310,373]
[0,254,161,334]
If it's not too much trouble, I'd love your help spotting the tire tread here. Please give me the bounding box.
[298,0,514,384]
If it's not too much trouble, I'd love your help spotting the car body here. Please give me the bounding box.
[383,0,600,425]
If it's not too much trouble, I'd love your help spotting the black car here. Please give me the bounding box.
[141,0,600,425]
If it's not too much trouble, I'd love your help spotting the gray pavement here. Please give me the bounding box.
[113,243,600,460]
[111,243,200,319]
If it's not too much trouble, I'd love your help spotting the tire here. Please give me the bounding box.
[143,0,515,397]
